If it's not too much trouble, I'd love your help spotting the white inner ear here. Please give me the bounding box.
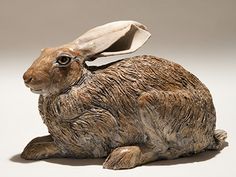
[98,25,151,57]
[72,21,151,60]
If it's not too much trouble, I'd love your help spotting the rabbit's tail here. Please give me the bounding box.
[207,129,228,150]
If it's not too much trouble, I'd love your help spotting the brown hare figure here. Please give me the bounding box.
[22,21,227,170]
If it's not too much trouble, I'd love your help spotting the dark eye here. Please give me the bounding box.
[56,55,72,66]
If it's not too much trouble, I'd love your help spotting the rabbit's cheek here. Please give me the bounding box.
[51,63,81,85]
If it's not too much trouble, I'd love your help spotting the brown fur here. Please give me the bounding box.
[22,49,227,169]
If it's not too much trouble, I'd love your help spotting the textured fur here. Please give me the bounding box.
[22,54,227,169]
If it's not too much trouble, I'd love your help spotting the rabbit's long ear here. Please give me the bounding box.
[71,21,151,61]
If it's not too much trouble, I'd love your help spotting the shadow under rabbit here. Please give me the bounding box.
[10,143,228,167]
[147,149,221,166]
[10,154,104,166]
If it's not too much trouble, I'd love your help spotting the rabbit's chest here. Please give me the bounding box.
[38,96,79,145]
[38,95,122,157]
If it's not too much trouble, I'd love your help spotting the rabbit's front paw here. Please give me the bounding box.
[103,146,142,170]
[21,137,61,160]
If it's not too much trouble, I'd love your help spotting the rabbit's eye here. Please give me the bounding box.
[56,56,72,67]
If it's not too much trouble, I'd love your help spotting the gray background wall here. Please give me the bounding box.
[1,0,235,59]
[1,0,235,177]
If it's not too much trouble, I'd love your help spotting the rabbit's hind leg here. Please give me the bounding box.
[103,90,173,170]
[21,135,62,160]
[137,89,210,160]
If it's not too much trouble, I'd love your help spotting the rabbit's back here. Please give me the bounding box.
[97,55,208,92]
[88,55,213,116]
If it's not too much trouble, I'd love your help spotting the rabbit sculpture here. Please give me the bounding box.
[22,21,227,169]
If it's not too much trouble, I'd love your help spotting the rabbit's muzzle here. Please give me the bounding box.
[23,68,48,94]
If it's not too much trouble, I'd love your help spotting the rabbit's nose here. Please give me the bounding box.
[24,77,33,84]
[23,72,33,84]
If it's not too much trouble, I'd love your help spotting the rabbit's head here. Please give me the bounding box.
[23,47,83,95]
[23,21,151,95]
